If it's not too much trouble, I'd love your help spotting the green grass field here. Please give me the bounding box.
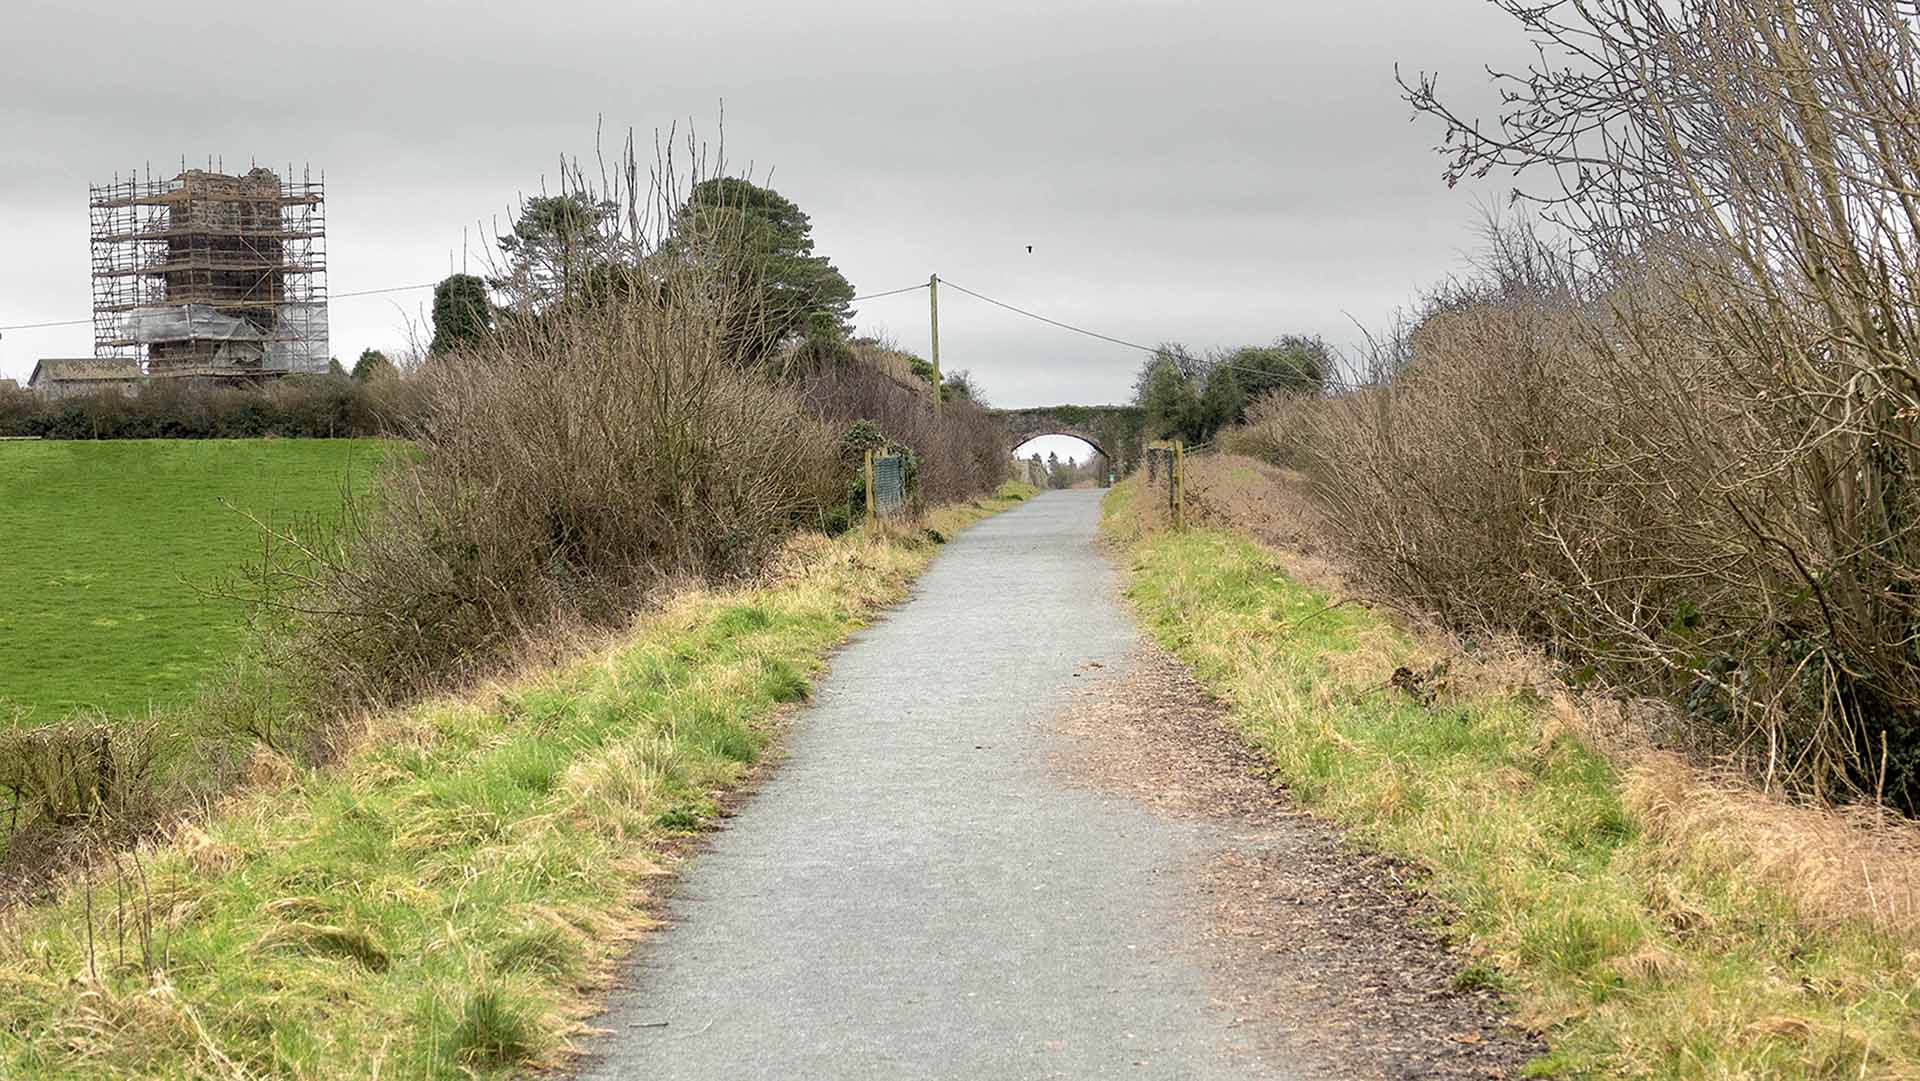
[1,439,391,723]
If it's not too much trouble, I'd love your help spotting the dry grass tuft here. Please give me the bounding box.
[240,746,299,789]
[1625,754,1920,938]
[1444,636,1558,704]
[258,920,392,972]
[1605,941,1690,987]
[1741,1015,1819,1043]
[560,736,681,841]
[171,825,238,876]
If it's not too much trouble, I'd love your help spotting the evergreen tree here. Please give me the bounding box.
[352,348,397,382]
[493,193,620,309]
[430,275,492,355]
[662,178,855,369]
[1223,337,1331,401]
[1199,364,1245,433]
[1135,349,1204,441]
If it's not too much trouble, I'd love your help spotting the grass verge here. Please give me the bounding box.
[1105,477,1920,1079]
[0,483,1035,1079]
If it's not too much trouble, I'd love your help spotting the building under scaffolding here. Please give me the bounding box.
[89,165,328,378]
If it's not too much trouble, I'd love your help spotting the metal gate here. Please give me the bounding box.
[872,453,907,517]
[865,449,909,519]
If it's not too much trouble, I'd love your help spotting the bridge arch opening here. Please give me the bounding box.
[1012,433,1108,463]
[1013,433,1111,489]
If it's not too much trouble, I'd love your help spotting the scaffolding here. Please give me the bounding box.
[89,163,328,377]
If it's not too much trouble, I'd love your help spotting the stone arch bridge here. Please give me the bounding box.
[991,405,1148,473]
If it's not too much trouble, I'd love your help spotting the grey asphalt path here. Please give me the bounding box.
[575,491,1286,1080]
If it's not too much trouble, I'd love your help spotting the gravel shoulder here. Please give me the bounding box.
[1052,644,1543,1079]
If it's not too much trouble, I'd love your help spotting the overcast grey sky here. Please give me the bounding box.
[0,0,1523,440]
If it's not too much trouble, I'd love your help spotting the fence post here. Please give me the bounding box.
[865,448,877,522]
[1173,439,1186,530]
[1165,446,1175,523]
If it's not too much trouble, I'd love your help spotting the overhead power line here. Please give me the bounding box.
[0,316,90,331]
[849,282,929,304]
[333,282,440,300]
[0,281,441,333]
[939,279,1158,354]
[938,277,1379,392]
[5,280,926,334]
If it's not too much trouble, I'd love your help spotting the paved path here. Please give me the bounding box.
[576,491,1285,1080]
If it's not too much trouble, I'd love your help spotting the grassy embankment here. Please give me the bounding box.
[1,439,393,723]
[1105,471,1920,1079]
[0,483,1035,1080]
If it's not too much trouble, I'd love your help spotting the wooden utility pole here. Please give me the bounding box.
[929,273,942,417]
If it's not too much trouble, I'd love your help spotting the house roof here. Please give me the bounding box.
[27,358,141,386]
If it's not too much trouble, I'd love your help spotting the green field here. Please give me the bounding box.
[1,439,391,723]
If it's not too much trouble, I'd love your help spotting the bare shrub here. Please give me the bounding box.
[0,717,179,901]
[1396,0,1920,807]
[1290,244,1596,638]
[0,719,168,830]
[259,298,840,712]
[1281,224,1920,801]
[1218,393,1321,469]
